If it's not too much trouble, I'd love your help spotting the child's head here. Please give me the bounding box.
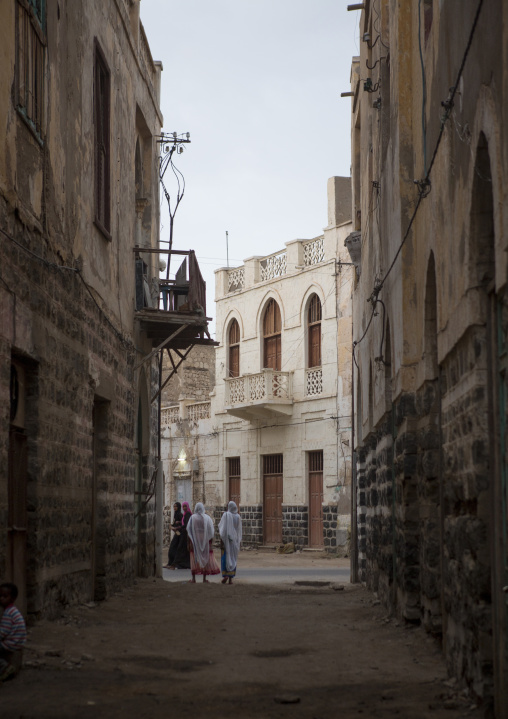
[0,583,18,608]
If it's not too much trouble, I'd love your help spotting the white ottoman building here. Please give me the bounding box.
[162,177,353,551]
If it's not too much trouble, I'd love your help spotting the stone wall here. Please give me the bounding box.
[440,327,493,698]
[322,505,339,551]
[282,505,309,547]
[1,197,159,617]
[161,345,216,405]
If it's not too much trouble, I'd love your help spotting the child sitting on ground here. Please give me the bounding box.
[0,582,27,681]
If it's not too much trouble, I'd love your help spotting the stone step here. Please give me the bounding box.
[302,547,325,553]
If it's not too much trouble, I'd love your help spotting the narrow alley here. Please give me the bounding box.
[1,553,484,719]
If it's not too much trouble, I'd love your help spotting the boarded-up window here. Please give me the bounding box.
[263,299,281,370]
[94,42,111,235]
[16,1,45,137]
[308,294,322,368]
[229,319,240,378]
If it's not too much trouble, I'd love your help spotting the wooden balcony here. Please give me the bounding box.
[224,370,293,420]
[134,247,215,349]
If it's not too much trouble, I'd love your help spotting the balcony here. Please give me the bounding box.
[134,247,216,349]
[224,370,293,420]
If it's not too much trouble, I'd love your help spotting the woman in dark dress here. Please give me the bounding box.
[168,501,192,570]
[164,502,183,569]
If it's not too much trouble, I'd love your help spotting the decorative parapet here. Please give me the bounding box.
[227,266,245,292]
[187,401,211,421]
[139,23,157,97]
[260,251,287,281]
[303,236,324,266]
[305,368,323,396]
[161,405,179,426]
[225,370,293,405]
[161,401,211,425]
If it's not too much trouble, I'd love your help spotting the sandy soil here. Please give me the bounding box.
[1,552,484,719]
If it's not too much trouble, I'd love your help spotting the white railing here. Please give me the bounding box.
[225,370,293,405]
[161,402,211,425]
[260,251,287,281]
[161,406,179,426]
[303,236,324,266]
[187,401,211,421]
[227,266,245,292]
[305,368,323,396]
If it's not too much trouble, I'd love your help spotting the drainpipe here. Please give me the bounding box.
[350,286,359,583]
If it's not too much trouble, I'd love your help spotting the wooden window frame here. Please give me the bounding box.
[94,40,111,239]
[16,0,46,142]
[307,294,322,368]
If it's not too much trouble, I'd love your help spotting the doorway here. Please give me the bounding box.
[92,399,108,601]
[263,454,283,544]
[309,451,324,548]
[8,360,29,615]
[228,457,241,506]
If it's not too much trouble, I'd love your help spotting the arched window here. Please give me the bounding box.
[228,319,240,378]
[307,294,322,368]
[263,299,281,370]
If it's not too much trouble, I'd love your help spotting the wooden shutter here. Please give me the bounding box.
[229,320,240,377]
[307,295,322,368]
[263,300,281,370]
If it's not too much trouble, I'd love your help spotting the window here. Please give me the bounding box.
[263,299,281,371]
[94,42,111,236]
[228,319,240,378]
[16,0,46,138]
[307,294,322,368]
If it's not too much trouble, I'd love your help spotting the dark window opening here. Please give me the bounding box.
[94,42,111,236]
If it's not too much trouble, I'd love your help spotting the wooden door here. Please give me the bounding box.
[228,457,241,506]
[309,451,324,548]
[263,455,283,544]
[7,429,28,615]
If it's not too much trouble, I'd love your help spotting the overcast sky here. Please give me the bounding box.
[140,1,360,335]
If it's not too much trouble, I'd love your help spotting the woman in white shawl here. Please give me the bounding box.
[186,502,220,583]
[219,501,242,585]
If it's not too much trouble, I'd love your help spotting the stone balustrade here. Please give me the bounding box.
[216,235,326,298]
[161,401,211,425]
[225,370,293,405]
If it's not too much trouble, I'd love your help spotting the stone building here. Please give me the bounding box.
[0,0,211,619]
[162,177,353,551]
[161,345,216,406]
[346,1,507,713]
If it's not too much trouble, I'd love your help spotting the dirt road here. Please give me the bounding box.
[2,552,483,719]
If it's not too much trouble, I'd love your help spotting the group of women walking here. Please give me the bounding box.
[164,501,242,584]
